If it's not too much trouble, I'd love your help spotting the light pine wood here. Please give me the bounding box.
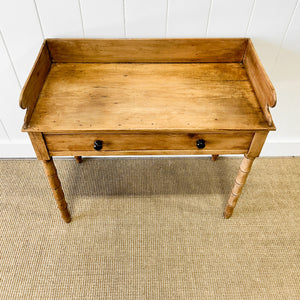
[224,155,254,219]
[19,41,51,129]
[212,155,219,161]
[74,156,82,163]
[19,39,277,221]
[28,132,50,160]
[224,131,269,218]
[47,149,248,156]
[47,38,248,63]
[247,131,269,158]
[44,132,253,152]
[42,159,71,223]
[24,62,273,133]
[243,40,277,126]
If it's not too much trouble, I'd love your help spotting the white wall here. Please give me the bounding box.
[0,0,299,157]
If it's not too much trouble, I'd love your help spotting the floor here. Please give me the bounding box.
[0,157,299,299]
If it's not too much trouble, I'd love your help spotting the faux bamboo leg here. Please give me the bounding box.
[42,158,71,223]
[224,155,254,219]
[74,156,82,163]
[212,155,219,161]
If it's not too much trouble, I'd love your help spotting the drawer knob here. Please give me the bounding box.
[196,139,206,149]
[94,140,103,151]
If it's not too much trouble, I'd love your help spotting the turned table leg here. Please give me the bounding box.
[42,158,71,223]
[212,155,219,161]
[223,131,269,219]
[74,156,82,163]
[224,155,254,219]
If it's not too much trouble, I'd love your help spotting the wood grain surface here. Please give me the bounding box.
[42,158,71,223]
[28,132,50,160]
[47,38,248,63]
[19,41,51,128]
[19,42,50,108]
[247,131,269,158]
[243,40,277,126]
[25,62,273,132]
[18,38,278,222]
[224,155,255,218]
[44,132,253,152]
[47,150,249,157]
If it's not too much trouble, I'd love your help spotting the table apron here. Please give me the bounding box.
[43,132,254,156]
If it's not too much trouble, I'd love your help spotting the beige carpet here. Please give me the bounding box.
[0,157,299,299]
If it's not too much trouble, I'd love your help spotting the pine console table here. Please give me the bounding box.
[20,39,276,223]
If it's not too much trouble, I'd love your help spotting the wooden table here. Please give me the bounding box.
[20,39,276,223]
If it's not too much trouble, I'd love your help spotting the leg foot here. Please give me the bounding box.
[74,156,82,163]
[223,205,234,219]
[212,155,219,161]
[42,158,71,223]
[224,155,255,218]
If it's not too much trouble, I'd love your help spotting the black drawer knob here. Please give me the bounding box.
[196,139,206,149]
[94,140,103,151]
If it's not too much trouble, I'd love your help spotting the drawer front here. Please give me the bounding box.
[44,132,253,155]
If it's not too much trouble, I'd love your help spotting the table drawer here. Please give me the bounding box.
[44,132,253,155]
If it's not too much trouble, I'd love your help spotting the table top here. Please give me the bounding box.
[20,39,276,134]
[26,62,272,133]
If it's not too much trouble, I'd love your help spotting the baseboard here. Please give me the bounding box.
[0,141,299,158]
[0,142,35,158]
[260,142,300,156]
